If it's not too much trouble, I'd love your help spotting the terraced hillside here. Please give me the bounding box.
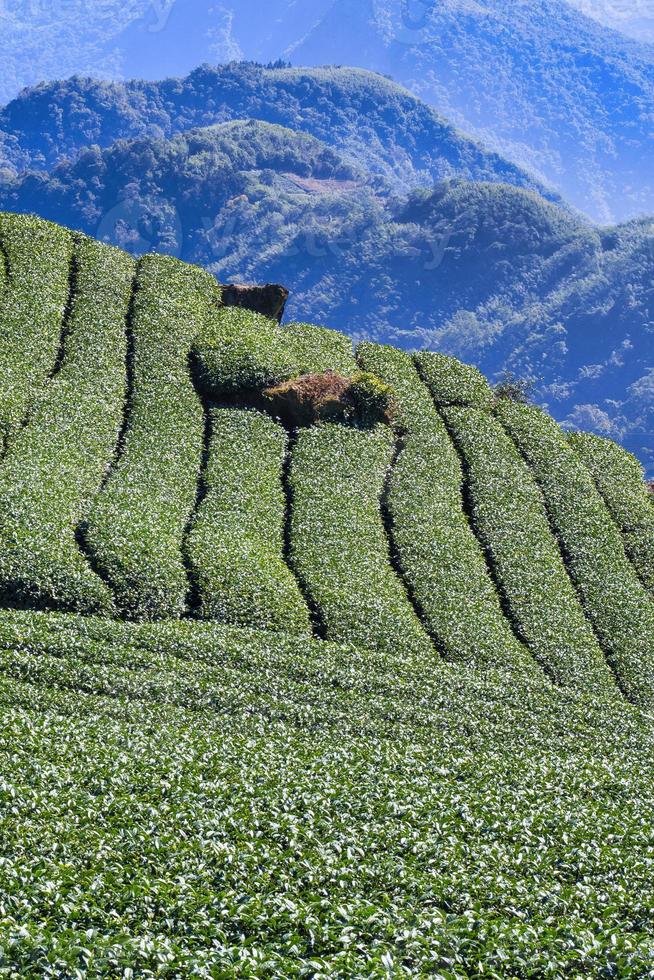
[3,213,654,974]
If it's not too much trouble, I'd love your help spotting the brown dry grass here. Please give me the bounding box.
[264,371,353,426]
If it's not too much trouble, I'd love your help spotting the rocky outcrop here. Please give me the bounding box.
[222,283,289,323]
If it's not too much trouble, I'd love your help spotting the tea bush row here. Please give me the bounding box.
[187,408,311,633]
[0,236,134,615]
[357,341,537,674]
[84,255,218,620]
[498,400,654,706]
[569,431,654,594]
[193,306,356,395]
[0,213,72,449]
[414,350,494,410]
[443,405,617,697]
[0,607,654,975]
[288,422,435,661]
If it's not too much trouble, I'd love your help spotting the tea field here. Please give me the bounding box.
[1,214,654,975]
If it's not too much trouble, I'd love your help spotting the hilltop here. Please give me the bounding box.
[0,64,554,200]
[2,213,654,972]
[2,118,651,470]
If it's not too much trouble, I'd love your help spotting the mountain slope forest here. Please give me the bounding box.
[1,114,651,471]
[2,213,654,973]
[3,1,654,221]
[0,64,555,200]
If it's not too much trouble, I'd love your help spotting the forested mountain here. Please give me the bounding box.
[0,65,555,201]
[283,0,654,223]
[2,118,651,470]
[2,0,654,221]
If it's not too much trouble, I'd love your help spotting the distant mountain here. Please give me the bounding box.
[0,65,555,202]
[2,118,651,469]
[567,0,654,44]
[3,0,653,222]
[282,0,654,223]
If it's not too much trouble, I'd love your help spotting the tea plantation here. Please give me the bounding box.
[2,214,654,976]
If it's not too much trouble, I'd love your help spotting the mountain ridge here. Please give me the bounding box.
[3,0,653,220]
[0,64,558,202]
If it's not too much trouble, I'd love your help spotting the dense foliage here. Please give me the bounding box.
[0,235,133,615]
[0,215,654,971]
[3,1,654,220]
[187,408,311,632]
[288,422,434,661]
[84,254,217,621]
[569,431,654,594]
[357,341,536,673]
[2,609,654,974]
[0,214,72,451]
[275,0,654,222]
[443,405,617,697]
[498,400,654,706]
[0,64,551,199]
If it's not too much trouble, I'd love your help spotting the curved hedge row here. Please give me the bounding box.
[357,341,536,674]
[498,400,654,706]
[187,408,311,633]
[414,351,494,410]
[84,255,218,621]
[288,422,435,662]
[282,321,357,376]
[193,309,358,398]
[0,237,7,299]
[569,432,654,594]
[443,406,617,697]
[193,306,297,395]
[0,237,134,615]
[0,214,72,451]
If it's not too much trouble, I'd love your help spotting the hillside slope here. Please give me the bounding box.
[2,122,651,470]
[0,64,555,201]
[2,213,654,972]
[1,210,654,696]
[3,0,651,221]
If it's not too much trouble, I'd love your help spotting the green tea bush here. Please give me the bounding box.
[414,350,494,410]
[0,213,72,449]
[282,320,357,375]
[288,422,435,661]
[187,408,311,633]
[0,235,7,295]
[193,305,297,394]
[193,311,358,398]
[357,341,537,673]
[0,236,134,615]
[84,255,217,620]
[1,607,654,976]
[569,431,654,594]
[498,400,654,706]
[444,405,617,697]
